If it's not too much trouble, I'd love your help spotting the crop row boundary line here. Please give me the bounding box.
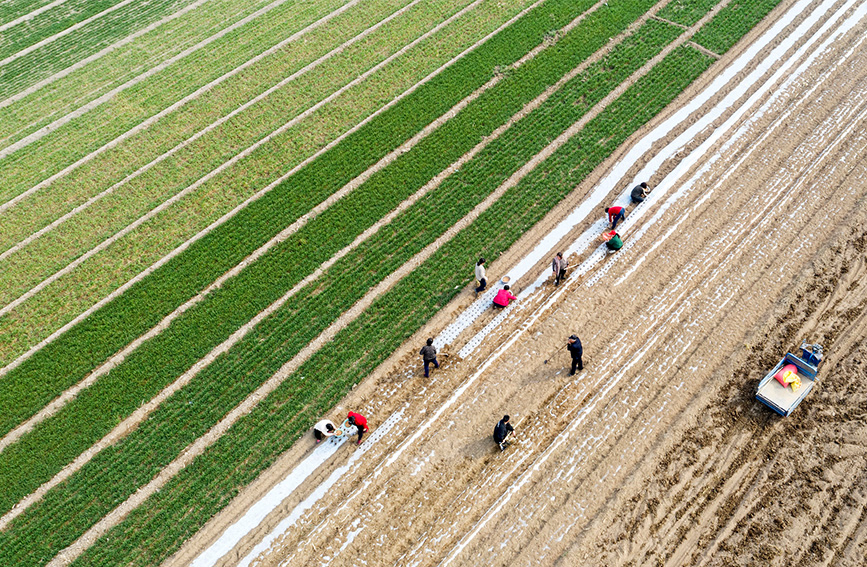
[0,0,357,212]
[39,12,710,565]
[0,0,424,261]
[0,0,308,163]
[0,0,491,326]
[0,0,137,69]
[0,0,607,521]
[0,0,68,34]
[688,40,721,59]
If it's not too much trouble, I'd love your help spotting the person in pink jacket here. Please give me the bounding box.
[492,285,517,308]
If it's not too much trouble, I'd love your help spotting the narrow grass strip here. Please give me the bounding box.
[657,0,720,26]
[67,44,717,567]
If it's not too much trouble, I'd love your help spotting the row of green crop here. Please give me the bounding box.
[0,0,526,364]
[0,0,135,60]
[0,0,591,452]
[71,44,717,567]
[0,0,318,143]
[0,16,691,564]
[0,0,472,298]
[0,0,56,24]
[692,0,784,54]
[0,0,207,99]
[657,0,720,27]
[0,0,655,514]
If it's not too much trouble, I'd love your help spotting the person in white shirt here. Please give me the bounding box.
[313,419,337,443]
[474,257,487,293]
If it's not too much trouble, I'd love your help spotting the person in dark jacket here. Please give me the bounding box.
[630,182,649,203]
[420,337,439,378]
[347,411,369,445]
[552,252,568,286]
[567,335,583,375]
[493,415,515,451]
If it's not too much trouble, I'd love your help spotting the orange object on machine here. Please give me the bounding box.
[774,363,801,391]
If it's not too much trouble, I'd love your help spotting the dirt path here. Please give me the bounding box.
[170,1,867,565]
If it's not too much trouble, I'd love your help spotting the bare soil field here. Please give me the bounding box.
[171,1,867,565]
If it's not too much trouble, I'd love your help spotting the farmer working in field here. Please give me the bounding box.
[552,252,568,286]
[420,337,439,379]
[493,415,515,451]
[601,230,623,251]
[567,334,583,375]
[630,182,649,203]
[347,411,369,445]
[605,205,626,230]
[313,419,338,444]
[474,257,487,294]
[493,285,517,309]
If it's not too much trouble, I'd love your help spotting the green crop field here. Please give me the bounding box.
[0,0,784,564]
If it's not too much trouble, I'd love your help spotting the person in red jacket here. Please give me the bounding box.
[347,411,369,445]
[492,285,517,309]
[605,205,626,230]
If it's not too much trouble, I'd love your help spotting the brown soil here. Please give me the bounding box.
[169,1,867,566]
